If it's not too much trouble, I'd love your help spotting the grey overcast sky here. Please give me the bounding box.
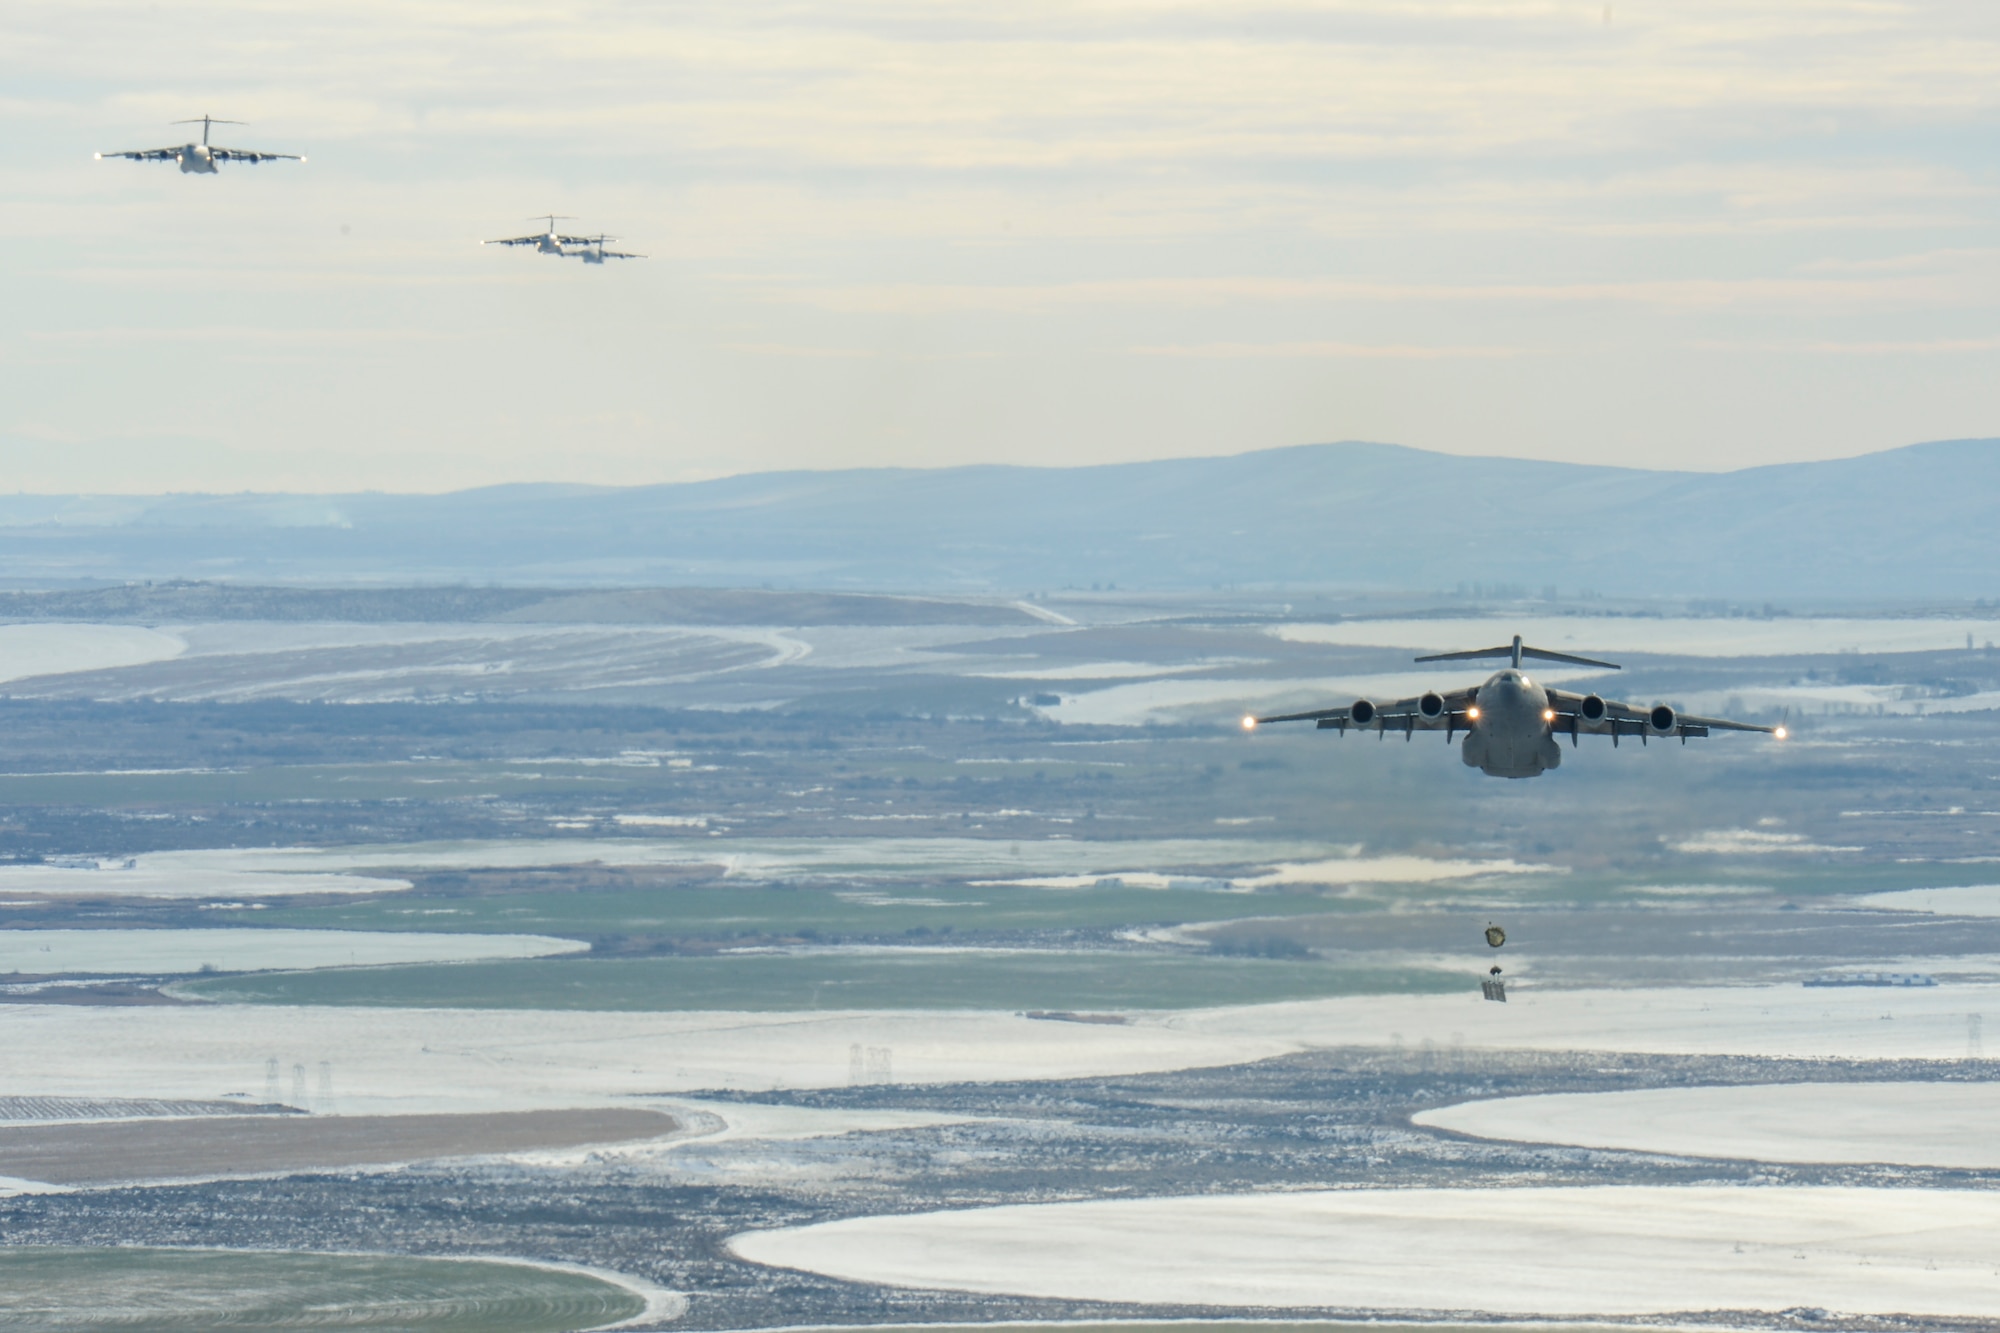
[2,1,1998,492]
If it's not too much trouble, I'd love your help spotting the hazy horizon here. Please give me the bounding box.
[0,432,1984,500]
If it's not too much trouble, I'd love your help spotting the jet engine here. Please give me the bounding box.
[1350,699,1376,725]
[1418,692,1445,720]
[1579,694,1607,722]
[1649,703,1677,734]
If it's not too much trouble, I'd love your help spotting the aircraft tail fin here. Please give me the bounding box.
[172,115,242,144]
[1414,634,1620,670]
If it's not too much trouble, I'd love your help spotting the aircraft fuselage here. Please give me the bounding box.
[177,144,217,174]
[1460,668,1561,778]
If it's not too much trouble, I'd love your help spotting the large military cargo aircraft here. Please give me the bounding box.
[96,116,303,174]
[1244,635,1783,779]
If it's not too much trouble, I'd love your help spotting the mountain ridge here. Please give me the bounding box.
[0,438,1989,600]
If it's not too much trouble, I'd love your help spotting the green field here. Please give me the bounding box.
[0,1247,646,1331]
[220,853,2000,949]
[231,878,1377,939]
[179,950,1469,1010]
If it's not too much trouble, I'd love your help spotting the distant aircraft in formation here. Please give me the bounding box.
[484,215,592,256]
[483,217,646,263]
[93,126,646,264]
[96,116,303,174]
[1243,635,1784,779]
[564,234,645,264]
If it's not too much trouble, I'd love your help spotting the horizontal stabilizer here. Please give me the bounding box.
[1414,633,1619,670]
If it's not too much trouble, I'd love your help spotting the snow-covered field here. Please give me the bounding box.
[1857,885,2000,916]
[0,624,184,683]
[1193,983,2000,1062]
[29,623,803,704]
[517,1099,997,1172]
[0,859,409,900]
[975,660,1254,682]
[7,982,2000,1117]
[1418,1082,2000,1168]
[1275,616,1996,659]
[1231,855,1554,887]
[27,836,1531,891]
[0,1005,1297,1116]
[1039,670,1604,726]
[1671,683,2000,719]
[0,619,1085,704]
[980,854,1545,890]
[0,929,583,977]
[728,1185,2000,1318]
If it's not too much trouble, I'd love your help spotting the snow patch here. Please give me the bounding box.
[0,624,184,683]
[1670,829,1862,855]
[15,983,2000,1116]
[1275,615,1993,659]
[1233,856,1554,887]
[0,928,583,977]
[1417,1082,2000,1169]
[729,1185,2000,1318]
[1857,885,2000,916]
[0,857,408,900]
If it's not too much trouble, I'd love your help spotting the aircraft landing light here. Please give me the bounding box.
[1542,709,1556,722]
[1241,715,1257,731]
[1775,726,1789,740]
[1466,707,1480,720]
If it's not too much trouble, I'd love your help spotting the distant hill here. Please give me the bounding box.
[0,438,1991,600]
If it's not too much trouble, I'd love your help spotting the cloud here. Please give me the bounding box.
[1696,336,2000,356]
[1130,341,1524,359]
[750,272,1976,315]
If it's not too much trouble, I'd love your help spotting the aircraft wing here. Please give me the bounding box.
[210,147,302,163]
[595,248,645,260]
[1252,686,1480,731]
[483,234,546,247]
[1543,688,1780,740]
[1676,713,1782,734]
[97,147,180,161]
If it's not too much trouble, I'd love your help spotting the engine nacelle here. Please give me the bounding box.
[1418,692,1445,719]
[1649,703,1677,734]
[1579,694,1607,722]
[1350,699,1376,725]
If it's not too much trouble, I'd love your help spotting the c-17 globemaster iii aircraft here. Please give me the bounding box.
[484,217,643,263]
[484,215,594,256]
[1243,634,1784,779]
[563,234,645,264]
[96,116,303,173]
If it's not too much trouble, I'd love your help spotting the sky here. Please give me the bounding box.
[2,0,1998,493]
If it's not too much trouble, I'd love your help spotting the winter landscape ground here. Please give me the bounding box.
[1,584,1998,1329]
